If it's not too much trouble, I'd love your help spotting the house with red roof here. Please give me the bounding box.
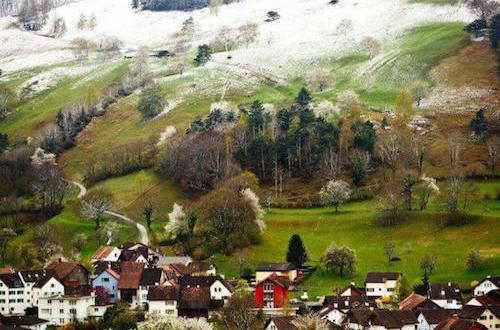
[255,274,290,309]
[46,260,90,290]
[91,246,121,263]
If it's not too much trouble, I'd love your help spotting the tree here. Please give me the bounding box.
[193,44,212,66]
[464,0,500,20]
[409,80,428,107]
[360,36,380,58]
[0,227,15,265]
[467,248,483,271]
[0,132,8,155]
[470,108,488,139]
[72,233,87,253]
[88,13,97,29]
[31,163,69,219]
[142,199,154,231]
[286,234,308,268]
[165,203,196,254]
[137,83,165,119]
[216,281,263,330]
[307,68,332,92]
[394,90,414,128]
[296,86,312,109]
[265,11,280,22]
[213,25,237,52]
[291,314,329,330]
[319,180,351,212]
[132,0,139,9]
[416,176,439,211]
[384,242,395,262]
[140,312,212,330]
[238,22,259,48]
[321,244,356,277]
[487,136,499,176]
[377,183,404,226]
[337,89,360,118]
[33,224,59,263]
[76,13,87,30]
[393,275,412,303]
[209,0,223,16]
[350,150,370,186]
[0,83,14,120]
[50,16,66,38]
[413,270,430,295]
[420,254,436,275]
[80,187,114,230]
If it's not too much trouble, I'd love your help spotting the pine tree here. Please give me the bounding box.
[470,108,488,139]
[286,234,308,267]
[296,87,312,109]
[413,270,430,295]
[132,0,139,9]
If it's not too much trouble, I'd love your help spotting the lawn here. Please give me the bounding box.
[0,60,129,143]
[211,183,500,299]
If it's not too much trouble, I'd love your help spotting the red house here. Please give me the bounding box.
[255,274,290,309]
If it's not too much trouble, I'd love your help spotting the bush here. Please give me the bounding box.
[137,83,165,119]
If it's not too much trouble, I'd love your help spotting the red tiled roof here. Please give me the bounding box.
[399,293,426,310]
[92,246,117,260]
[46,261,88,280]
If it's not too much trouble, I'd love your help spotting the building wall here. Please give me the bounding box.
[66,267,89,286]
[38,294,95,326]
[256,270,297,283]
[477,309,500,330]
[0,279,29,315]
[474,280,498,296]
[92,271,118,303]
[149,300,178,316]
[431,299,462,310]
[210,281,232,301]
[32,278,65,306]
[365,279,398,297]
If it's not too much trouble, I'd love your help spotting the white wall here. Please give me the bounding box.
[148,300,178,317]
[210,281,232,301]
[38,294,95,326]
[474,280,498,296]
[365,279,398,297]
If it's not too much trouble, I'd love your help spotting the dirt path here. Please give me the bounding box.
[70,181,149,245]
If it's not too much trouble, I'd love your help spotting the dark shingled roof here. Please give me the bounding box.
[256,263,296,272]
[364,272,401,283]
[420,309,452,325]
[147,285,179,301]
[460,305,500,320]
[471,291,500,306]
[179,275,234,292]
[179,287,211,309]
[324,295,376,310]
[139,268,163,286]
[117,262,144,290]
[264,316,298,330]
[0,315,49,326]
[19,269,58,288]
[0,273,24,288]
[477,276,500,288]
[429,283,463,301]
[435,316,488,330]
[46,260,89,280]
[375,310,418,328]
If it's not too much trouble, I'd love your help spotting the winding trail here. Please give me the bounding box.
[70,181,149,245]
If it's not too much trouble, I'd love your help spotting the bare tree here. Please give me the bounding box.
[377,131,402,181]
[463,0,500,19]
[71,37,90,60]
[409,80,428,107]
[237,22,259,48]
[360,36,381,58]
[487,136,499,176]
[0,83,14,120]
[307,68,332,92]
[31,163,69,219]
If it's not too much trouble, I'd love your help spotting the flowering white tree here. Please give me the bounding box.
[319,180,351,212]
[417,175,439,211]
[360,36,381,58]
[292,314,329,330]
[336,89,360,115]
[165,203,188,240]
[139,311,212,330]
[241,188,265,232]
[314,100,339,119]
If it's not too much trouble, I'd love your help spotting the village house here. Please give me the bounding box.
[38,293,95,326]
[460,305,500,330]
[92,267,120,303]
[340,283,365,297]
[323,294,376,312]
[46,260,90,290]
[467,291,500,307]
[147,285,179,316]
[185,262,217,277]
[435,316,488,330]
[399,293,442,312]
[178,286,223,319]
[318,305,346,325]
[0,315,50,330]
[0,273,29,315]
[117,262,144,308]
[347,308,418,330]
[264,315,298,330]
[428,283,463,310]
[256,263,297,283]
[178,276,234,302]
[364,272,401,298]
[138,268,166,307]
[91,246,122,263]
[474,277,500,297]
[416,309,451,330]
[255,274,290,310]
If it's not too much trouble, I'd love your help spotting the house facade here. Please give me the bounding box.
[147,286,179,316]
[428,283,463,310]
[460,305,500,330]
[474,277,500,297]
[38,294,95,326]
[92,268,119,303]
[364,272,401,298]
[417,309,451,330]
[0,273,29,315]
[91,246,122,263]
[255,274,290,309]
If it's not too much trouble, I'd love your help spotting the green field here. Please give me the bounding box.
[211,182,500,299]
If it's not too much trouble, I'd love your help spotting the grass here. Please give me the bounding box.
[0,60,129,143]
[211,182,500,299]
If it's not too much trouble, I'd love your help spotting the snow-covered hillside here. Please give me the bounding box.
[1,0,472,75]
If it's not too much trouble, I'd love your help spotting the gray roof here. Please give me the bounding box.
[156,256,193,267]
[256,263,296,272]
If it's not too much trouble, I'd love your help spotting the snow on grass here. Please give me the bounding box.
[1,0,472,77]
[18,64,97,97]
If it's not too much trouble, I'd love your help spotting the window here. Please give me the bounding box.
[8,299,15,303]
[70,309,76,314]
[59,318,65,324]
[48,299,52,304]
[51,284,55,288]
[366,288,375,292]
[387,288,394,292]
[60,309,64,314]
[495,324,500,329]
[447,300,453,304]
[17,299,23,303]
[17,290,23,294]
[103,278,110,282]
[480,316,487,320]
[69,300,76,306]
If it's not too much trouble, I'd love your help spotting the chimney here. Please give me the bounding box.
[441,289,445,296]
[448,282,451,287]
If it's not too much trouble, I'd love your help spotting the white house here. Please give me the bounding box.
[460,305,500,330]
[147,285,179,316]
[428,283,463,310]
[319,306,346,325]
[255,263,297,283]
[0,273,29,315]
[473,276,500,297]
[38,293,95,326]
[31,277,65,307]
[87,304,112,320]
[91,246,122,263]
[179,276,234,302]
[364,272,401,298]
[417,309,451,330]
[19,270,64,308]
[264,316,298,330]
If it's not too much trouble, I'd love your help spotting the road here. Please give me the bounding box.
[70,181,149,245]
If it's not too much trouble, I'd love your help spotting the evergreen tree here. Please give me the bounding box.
[470,108,488,139]
[0,133,8,154]
[132,0,139,9]
[352,120,376,154]
[193,44,212,66]
[413,270,430,295]
[296,86,312,109]
[286,234,308,267]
